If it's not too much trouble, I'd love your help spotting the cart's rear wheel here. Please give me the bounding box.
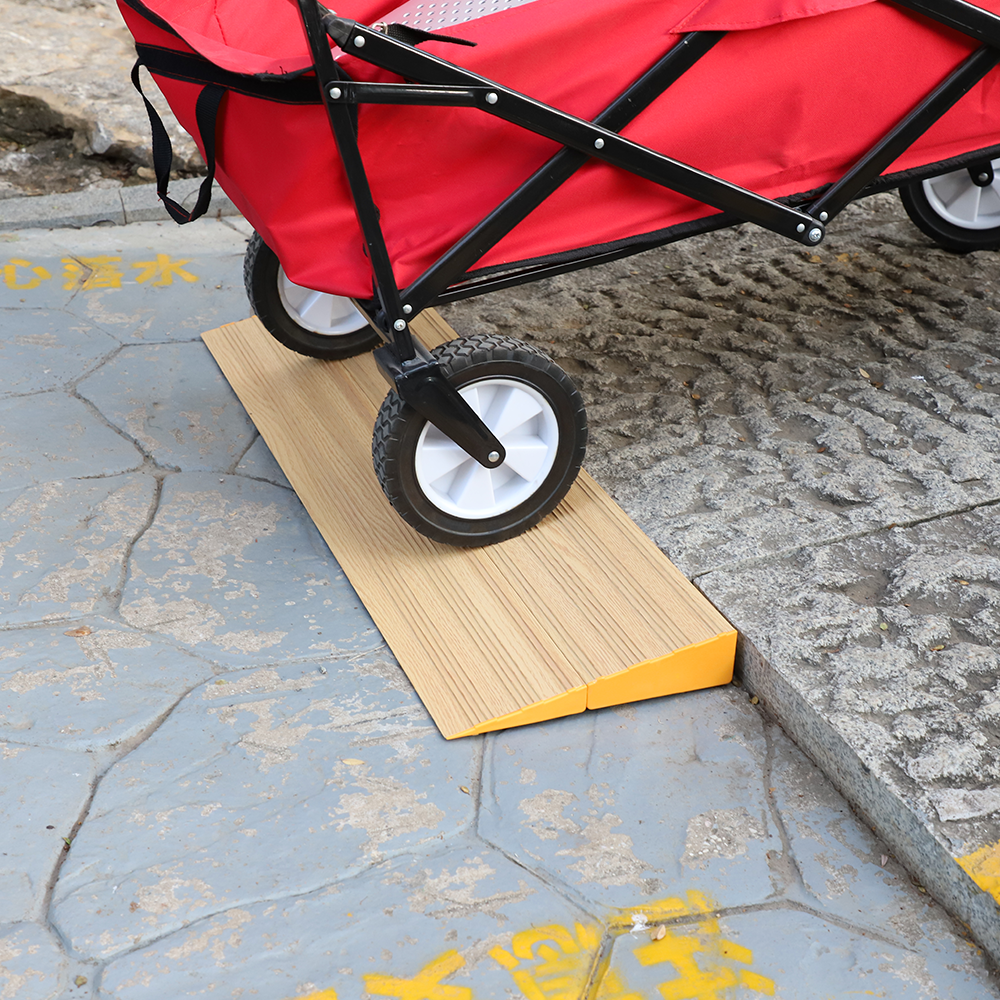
[899,160,1000,252]
[372,334,587,546]
[243,231,380,359]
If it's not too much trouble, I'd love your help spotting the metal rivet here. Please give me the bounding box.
[354,35,365,46]
[980,173,991,183]
[393,319,406,331]
[808,228,823,243]
[485,92,498,104]
[796,223,805,233]
[402,304,412,315]
[594,138,605,150]
[328,86,342,99]
[487,451,501,463]
[819,211,829,222]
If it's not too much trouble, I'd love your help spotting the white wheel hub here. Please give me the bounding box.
[414,377,559,520]
[922,159,1000,230]
[277,266,366,335]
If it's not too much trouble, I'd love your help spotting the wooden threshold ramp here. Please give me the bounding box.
[202,313,736,739]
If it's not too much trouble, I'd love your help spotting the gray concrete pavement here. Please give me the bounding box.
[1,199,999,999]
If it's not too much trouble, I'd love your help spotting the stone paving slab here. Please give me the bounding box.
[0,393,142,493]
[0,742,97,924]
[1,214,999,998]
[48,682,1000,999]
[118,472,383,665]
[604,905,986,999]
[53,659,468,960]
[479,695,780,912]
[96,842,594,1000]
[0,306,117,396]
[0,620,214,756]
[0,922,77,1000]
[0,476,154,625]
[77,343,257,472]
[0,188,126,230]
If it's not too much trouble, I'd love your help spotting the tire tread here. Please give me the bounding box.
[371,333,587,546]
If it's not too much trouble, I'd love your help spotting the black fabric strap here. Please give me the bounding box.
[135,45,324,103]
[131,59,223,225]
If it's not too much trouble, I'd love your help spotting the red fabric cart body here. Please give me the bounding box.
[119,0,1000,298]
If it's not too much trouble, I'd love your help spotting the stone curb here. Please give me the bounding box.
[732,632,1000,966]
[0,179,240,231]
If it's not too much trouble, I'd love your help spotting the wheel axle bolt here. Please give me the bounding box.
[808,228,823,243]
[980,173,991,184]
[488,451,501,463]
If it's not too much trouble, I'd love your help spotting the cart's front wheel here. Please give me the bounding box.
[900,160,1000,252]
[372,334,587,547]
[243,231,380,359]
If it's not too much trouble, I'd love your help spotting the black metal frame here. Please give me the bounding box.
[293,0,1000,464]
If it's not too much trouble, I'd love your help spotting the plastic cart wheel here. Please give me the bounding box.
[243,231,380,359]
[372,334,588,547]
[899,161,1000,252]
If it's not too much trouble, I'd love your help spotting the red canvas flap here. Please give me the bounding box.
[673,0,876,32]
[125,0,1000,69]
[121,0,397,74]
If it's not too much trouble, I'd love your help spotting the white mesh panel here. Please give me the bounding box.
[380,0,544,30]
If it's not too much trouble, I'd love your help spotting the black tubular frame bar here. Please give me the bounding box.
[321,13,825,258]
[399,30,727,315]
[809,43,1000,221]
[894,0,1000,44]
[295,0,410,351]
[297,0,1000,335]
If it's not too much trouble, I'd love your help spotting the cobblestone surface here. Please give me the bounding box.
[1,211,999,998]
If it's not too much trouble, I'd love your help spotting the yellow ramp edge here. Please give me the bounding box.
[455,630,737,737]
[587,630,737,710]
[452,685,590,738]
[202,312,736,739]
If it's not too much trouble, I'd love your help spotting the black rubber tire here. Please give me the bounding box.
[243,231,380,359]
[899,176,1000,254]
[372,334,588,547]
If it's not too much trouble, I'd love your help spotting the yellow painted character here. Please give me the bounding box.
[364,949,472,1000]
[633,906,775,1000]
[490,922,602,1000]
[3,259,51,290]
[62,256,124,290]
[132,254,198,286]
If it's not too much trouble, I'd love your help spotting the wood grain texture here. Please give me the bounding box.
[202,313,735,738]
